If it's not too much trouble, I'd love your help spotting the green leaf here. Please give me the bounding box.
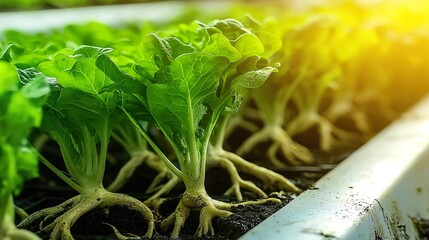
[96,54,146,95]
[165,37,196,58]
[17,67,41,84]
[39,46,114,96]
[94,54,153,122]
[233,33,264,57]
[0,64,49,146]
[56,88,118,128]
[147,52,229,151]
[0,144,15,196]
[73,45,112,59]
[202,33,241,62]
[0,44,16,62]
[0,61,18,94]
[168,20,210,51]
[20,73,51,107]
[5,88,43,144]
[232,66,278,89]
[207,19,248,41]
[141,33,173,68]
[13,146,39,195]
[0,62,48,199]
[37,45,122,191]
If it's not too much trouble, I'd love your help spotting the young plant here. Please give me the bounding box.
[284,16,371,153]
[0,62,49,240]
[17,46,154,239]
[153,16,302,200]
[101,19,282,237]
[237,15,361,166]
[205,17,301,200]
[208,113,301,200]
[323,23,379,137]
[234,16,316,166]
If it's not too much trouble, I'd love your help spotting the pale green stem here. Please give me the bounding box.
[112,121,147,154]
[94,120,110,189]
[112,126,137,154]
[184,96,201,181]
[181,148,206,191]
[0,194,11,230]
[0,195,15,238]
[121,107,182,179]
[210,115,229,152]
[37,153,85,194]
[255,70,306,127]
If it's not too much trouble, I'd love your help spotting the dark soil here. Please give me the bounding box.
[16,164,303,240]
[16,128,343,239]
[412,217,429,239]
[68,195,291,240]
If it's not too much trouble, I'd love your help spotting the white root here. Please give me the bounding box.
[108,150,170,193]
[208,155,267,201]
[160,189,280,238]
[3,228,42,240]
[145,175,181,201]
[287,113,362,152]
[236,125,314,166]
[224,114,260,139]
[18,189,154,240]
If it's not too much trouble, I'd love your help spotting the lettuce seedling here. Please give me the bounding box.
[284,16,363,152]
[101,19,282,237]
[323,19,379,136]
[204,18,301,200]
[0,62,49,240]
[234,16,316,166]
[17,46,154,239]
[237,15,361,165]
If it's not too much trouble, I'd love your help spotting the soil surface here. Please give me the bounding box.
[413,217,429,240]
[69,195,292,240]
[16,131,344,239]
[16,164,306,240]
[18,193,294,240]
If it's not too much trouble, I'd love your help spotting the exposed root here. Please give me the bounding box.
[324,101,372,136]
[224,151,301,193]
[236,125,314,166]
[207,155,266,201]
[1,206,41,240]
[106,147,181,201]
[107,150,169,193]
[224,114,260,139]
[2,228,42,240]
[320,119,363,151]
[107,149,179,200]
[208,150,301,201]
[18,188,154,240]
[18,196,80,231]
[145,174,181,201]
[144,197,170,215]
[15,206,29,220]
[350,109,372,135]
[102,223,140,240]
[287,113,362,152]
[160,189,280,238]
